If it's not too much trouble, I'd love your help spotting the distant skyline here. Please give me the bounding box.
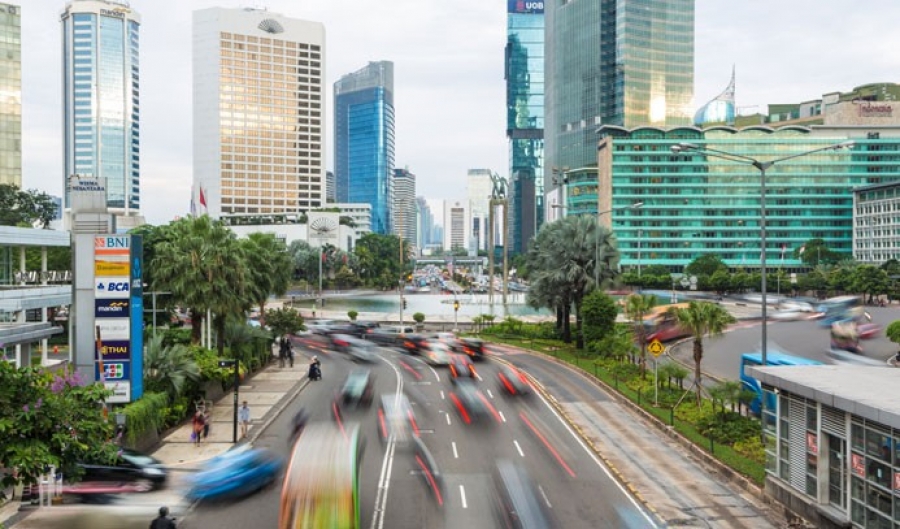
[18,0,900,224]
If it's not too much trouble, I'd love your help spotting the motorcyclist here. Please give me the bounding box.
[289,408,309,443]
[150,506,177,529]
[308,356,322,381]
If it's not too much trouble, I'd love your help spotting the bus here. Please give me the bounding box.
[279,423,362,529]
[641,303,692,343]
[740,351,823,416]
[816,295,863,327]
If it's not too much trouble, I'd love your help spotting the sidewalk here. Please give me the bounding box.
[150,357,310,468]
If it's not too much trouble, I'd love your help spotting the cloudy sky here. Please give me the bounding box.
[20,0,900,224]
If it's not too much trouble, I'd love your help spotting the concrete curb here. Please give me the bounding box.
[498,347,786,524]
[493,355,665,526]
[248,375,310,446]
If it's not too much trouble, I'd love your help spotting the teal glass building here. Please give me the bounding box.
[334,61,395,235]
[62,0,141,213]
[506,0,544,254]
[595,126,900,271]
[545,0,694,211]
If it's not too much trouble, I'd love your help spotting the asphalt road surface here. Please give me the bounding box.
[181,336,658,529]
[669,305,899,382]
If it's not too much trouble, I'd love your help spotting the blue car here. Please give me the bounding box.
[185,447,283,502]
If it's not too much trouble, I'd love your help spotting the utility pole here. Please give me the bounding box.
[399,238,405,331]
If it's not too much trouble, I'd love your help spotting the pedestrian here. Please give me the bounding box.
[150,505,177,529]
[239,400,251,439]
[308,355,321,381]
[191,411,204,446]
[202,410,211,441]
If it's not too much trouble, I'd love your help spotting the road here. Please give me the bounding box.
[182,336,658,528]
[669,304,899,381]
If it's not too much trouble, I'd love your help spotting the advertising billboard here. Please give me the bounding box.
[508,0,544,14]
[95,361,131,381]
[95,260,130,276]
[104,381,131,404]
[97,340,130,361]
[95,277,132,298]
[95,299,130,318]
[96,319,130,341]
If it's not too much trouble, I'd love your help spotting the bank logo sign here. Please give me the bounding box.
[96,319,130,341]
[104,381,131,404]
[96,362,129,381]
[95,299,130,317]
[95,260,130,276]
[96,277,131,298]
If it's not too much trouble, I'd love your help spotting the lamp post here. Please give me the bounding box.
[595,202,643,288]
[551,166,570,220]
[670,140,853,370]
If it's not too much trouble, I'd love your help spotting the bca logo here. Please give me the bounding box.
[97,282,130,293]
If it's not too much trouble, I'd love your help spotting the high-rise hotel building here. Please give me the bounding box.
[0,3,20,188]
[61,0,140,216]
[193,7,325,219]
[334,61,395,234]
[392,167,416,247]
[544,0,694,219]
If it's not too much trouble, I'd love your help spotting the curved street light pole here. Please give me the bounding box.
[595,202,643,288]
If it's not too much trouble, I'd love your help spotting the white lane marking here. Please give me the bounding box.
[370,356,404,529]
[514,439,525,458]
[538,484,553,508]
[446,413,452,426]
[532,373,660,528]
[459,485,468,509]
[475,372,483,382]
[452,441,459,459]
[440,390,445,400]
[487,389,494,399]
[498,410,507,423]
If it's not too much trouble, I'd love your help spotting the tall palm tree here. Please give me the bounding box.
[243,232,293,324]
[143,334,200,400]
[153,216,250,349]
[669,301,736,406]
[623,293,657,375]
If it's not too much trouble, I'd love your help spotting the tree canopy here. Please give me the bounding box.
[0,184,58,228]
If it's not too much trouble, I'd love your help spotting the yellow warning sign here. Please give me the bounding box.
[648,339,665,357]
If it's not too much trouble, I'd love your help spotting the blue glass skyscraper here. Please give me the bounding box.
[506,0,544,254]
[62,0,141,215]
[334,61,395,234]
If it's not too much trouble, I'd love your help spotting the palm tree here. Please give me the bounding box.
[669,301,736,406]
[143,334,200,400]
[153,216,250,349]
[242,232,293,325]
[623,293,657,375]
[224,319,273,370]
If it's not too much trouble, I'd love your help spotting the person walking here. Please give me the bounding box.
[239,401,251,439]
[202,410,211,441]
[150,506,177,528]
[191,411,204,446]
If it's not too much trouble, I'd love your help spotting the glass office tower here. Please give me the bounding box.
[596,125,900,271]
[62,0,140,214]
[0,3,20,188]
[506,0,544,254]
[334,61,395,234]
[545,0,694,218]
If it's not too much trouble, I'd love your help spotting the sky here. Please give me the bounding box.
[19,0,900,225]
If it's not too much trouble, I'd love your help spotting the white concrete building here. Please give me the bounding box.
[467,169,493,252]
[443,200,468,252]
[392,168,416,248]
[192,7,326,219]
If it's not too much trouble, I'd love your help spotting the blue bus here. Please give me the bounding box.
[740,351,823,415]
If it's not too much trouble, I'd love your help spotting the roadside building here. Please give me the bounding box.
[750,365,900,529]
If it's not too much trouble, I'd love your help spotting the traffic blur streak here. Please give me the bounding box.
[518,411,577,478]
[491,459,557,529]
[449,378,502,425]
[412,436,445,507]
[184,446,284,502]
[279,422,363,529]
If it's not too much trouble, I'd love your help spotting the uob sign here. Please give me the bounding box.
[509,0,544,14]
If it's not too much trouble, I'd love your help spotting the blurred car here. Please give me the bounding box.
[77,449,167,490]
[353,321,381,336]
[448,354,476,382]
[185,447,283,502]
[305,319,338,335]
[367,325,414,346]
[430,332,461,349]
[320,322,360,337]
[399,333,431,355]
[421,341,452,366]
[777,300,815,313]
[339,369,375,409]
[329,334,378,362]
[497,365,531,396]
[491,460,555,529]
[377,393,419,445]
[770,309,813,322]
[457,338,487,361]
[858,322,882,340]
[449,379,497,424]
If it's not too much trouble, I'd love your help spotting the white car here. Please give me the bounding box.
[770,309,812,321]
[777,300,815,313]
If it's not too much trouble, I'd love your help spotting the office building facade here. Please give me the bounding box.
[334,61,395,234]
[853,180,900,265]
[416,196,433,250]
[392,167,416,247]
[506,0,544,255]
[467,169,493,252]
[61,0,140,215]
[0,3,19,187]
[443,200,467,252]
[193,7,326,219]
[595,125,900,271]
[544,0,694,220]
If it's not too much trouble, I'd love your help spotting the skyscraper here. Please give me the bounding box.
[61,0,140,216]
[443,200,467,252]
[193,7,325,219]
[506,1,543,254]
[0,3,20,188]
[325,170,335,202]
[392,167,416,247]
[544,0,694,217]
[334,61,395,234]
[416,196,432,249]
[466,169,493,253]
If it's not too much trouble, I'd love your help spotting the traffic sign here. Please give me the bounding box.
[647,339,665,357]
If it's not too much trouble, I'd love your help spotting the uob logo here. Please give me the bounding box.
[516,0,543,11]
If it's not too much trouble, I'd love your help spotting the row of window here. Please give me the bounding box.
[220,33,319,50]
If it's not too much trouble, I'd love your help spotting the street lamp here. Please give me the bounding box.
[670,140,854,369]
[595,202,643,288]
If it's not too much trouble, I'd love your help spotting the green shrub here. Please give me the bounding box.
[348,310,358,321]
[734,436,765,463]
[412,312,425,324]
[162,327,192,347]
[122,392,169,446]
[696,411,761,445]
